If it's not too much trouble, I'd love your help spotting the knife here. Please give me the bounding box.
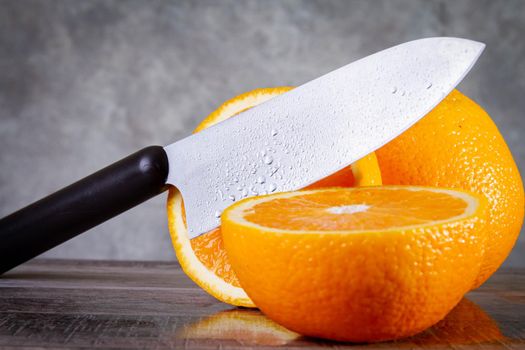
[0,37,484,274]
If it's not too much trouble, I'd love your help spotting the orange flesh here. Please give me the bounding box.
[191,228,241,286]
[244,188,468,231]
[181,203,237,287]
[182,203,240,286]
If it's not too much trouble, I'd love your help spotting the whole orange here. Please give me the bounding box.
[376,90,524,288]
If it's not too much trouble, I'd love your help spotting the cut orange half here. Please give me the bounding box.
[221,186,488,341]
[167,87,382,307]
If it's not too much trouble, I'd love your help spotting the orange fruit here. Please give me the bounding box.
[221,186,489,342]
[167,87,382,307]
[376,90,524,288]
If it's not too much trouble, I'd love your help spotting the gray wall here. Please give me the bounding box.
[1,0,524,265]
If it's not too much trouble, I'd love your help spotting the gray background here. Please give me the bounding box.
[1,0,524,265]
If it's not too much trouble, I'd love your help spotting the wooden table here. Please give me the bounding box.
[0,260,523,349]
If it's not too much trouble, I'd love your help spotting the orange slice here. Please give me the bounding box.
[167,87,382,307]
[221,186,489,342]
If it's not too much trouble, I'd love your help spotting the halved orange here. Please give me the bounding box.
[167,87,382,307]
[221,186,488,342]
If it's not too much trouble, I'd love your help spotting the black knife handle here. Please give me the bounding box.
[0,146,169,275]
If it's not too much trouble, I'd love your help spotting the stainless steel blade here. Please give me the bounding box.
[165,37,484,238]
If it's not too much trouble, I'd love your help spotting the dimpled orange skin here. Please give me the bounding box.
[376,90,524,288]
[222,188,489,342]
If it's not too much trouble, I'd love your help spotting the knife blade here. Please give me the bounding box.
[166,37,485,238]
[0,37,484,273]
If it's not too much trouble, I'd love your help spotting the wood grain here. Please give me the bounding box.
[0,259,523,349]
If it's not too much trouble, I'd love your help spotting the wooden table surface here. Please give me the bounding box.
[0,260,523,349]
